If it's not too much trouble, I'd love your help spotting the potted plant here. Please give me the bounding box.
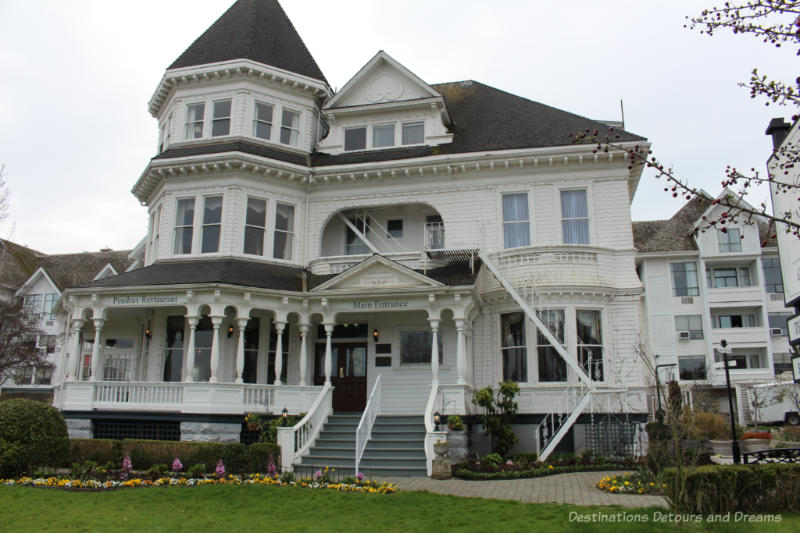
[739,430,772,453]
[433,439,449,458]
[244,413,261,431]
[446,415,469,463]
[447,415,464,431]
[692,411,734,456]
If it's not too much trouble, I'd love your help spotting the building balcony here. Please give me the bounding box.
[54,381,322,415]
[710,327,767,347]
[706,286,765,305]
[485,246,640,290]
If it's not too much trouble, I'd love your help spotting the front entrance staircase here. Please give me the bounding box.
[296,413,427,477]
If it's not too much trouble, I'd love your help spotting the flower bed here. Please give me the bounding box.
[1,473,397,494]
[596,471,665,495]
[453,452,639,480]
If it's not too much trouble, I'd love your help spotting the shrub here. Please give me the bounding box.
[691,412,731,440]
[187,463,206,478]
[121,439,223,472]
[69,438,120,466]
[0,398,69,477]
[249,442,281,472]
[740,431,771,440]
[471,381,519,456]
[221,443,248,474]
[662,464,800,513]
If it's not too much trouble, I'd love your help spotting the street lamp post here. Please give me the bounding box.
[719,339,741,464]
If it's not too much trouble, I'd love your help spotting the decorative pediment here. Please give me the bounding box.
[313,255,443,292]
[324,51,442,110]
[15,267,60,297]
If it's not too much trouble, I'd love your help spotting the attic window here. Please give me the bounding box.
[402,122,424,145]
[373,124,395,148]
[345,127,367,151]
[212,100,232,137]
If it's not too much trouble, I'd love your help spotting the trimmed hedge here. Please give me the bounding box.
[663,464,800,513]
[66,439,280,474]
[454,463,632,480]
[0,399,69,477]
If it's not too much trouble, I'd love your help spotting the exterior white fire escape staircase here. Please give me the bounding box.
[479,251,595,461]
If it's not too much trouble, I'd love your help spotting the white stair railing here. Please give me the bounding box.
[537,390,592,461]
[423,378,446,476]
[355,374,382,475]
[277,383,333,471]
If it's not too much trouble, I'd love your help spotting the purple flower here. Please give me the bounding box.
[267,454,277,477]
[506,460,514,466]
[122,454,132,472]
[355,472,364,481]
[314,469,322,480]
[172,458,183,472]
[215,459,225,477]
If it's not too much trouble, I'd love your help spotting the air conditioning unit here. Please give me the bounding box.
[770,327,784,336]
[681,297,694,304]
[770,293,784,301]
[677,330,691,340]
[45,320,54,327]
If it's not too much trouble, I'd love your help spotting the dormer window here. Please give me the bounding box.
[280,109,300,147]
[185,103,205,139]
[344,121,425,152]
[402,121,424,145]
[211,100,232,137]
[718,228,742,252]
[254,102,274,140]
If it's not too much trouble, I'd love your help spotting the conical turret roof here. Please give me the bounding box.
[169,0,327,83]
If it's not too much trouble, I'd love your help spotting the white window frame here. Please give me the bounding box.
[273,202,295,261]
[280,108,301,147]
[344,126,368,151]
[243,196,267,256]
[560,188,590,245]
[372,123,395,148]
[671,262,700,296]
[253,101,274,140]
[211,99,233,137]
[401,121,424,146]
[718,228,742,253]
[386,219,404,239]
[678,356,707,381]
[501,192,531,249]
[173,197,196,255]
[399,328,443,366]
[200,195,223,254]
[185,103,205,139]
[675,314,704,339]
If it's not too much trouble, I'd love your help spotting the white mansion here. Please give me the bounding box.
[3,0,793,474]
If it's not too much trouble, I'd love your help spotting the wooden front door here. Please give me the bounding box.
[315,343,368,412]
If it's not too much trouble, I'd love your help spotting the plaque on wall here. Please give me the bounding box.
[375,356,392,367]
[375,343,392,354]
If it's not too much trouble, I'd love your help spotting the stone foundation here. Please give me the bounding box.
[180,422,241,443]
[66,418,93,439]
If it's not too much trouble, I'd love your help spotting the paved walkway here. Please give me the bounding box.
[374,471,667,508]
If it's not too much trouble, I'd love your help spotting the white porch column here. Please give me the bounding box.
[66,319,85,382]
[323,323,334,386]
[429,318,440,381]
[298,323,309,386]
[209,316,223,383]
[455,319,466,385]
[273,320,286,385]
[89,318,105,382]
[235,317,248,384]
[184,316,199,382]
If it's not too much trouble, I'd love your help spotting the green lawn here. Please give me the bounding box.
[0,484,797,532]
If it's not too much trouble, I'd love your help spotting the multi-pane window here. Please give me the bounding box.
[254,102,273,140]
[185,103,205,139]
[561,189,589,244]
[24,294,42,318]
[345,218,370,255]
[387,219,403,239]
[679,356,706,380]
[706,266,751,288]
[402,122,424,145]
[273,203,295,260]
[774,352,793,375]
[201,196,222,253]
[244,197,267,255]
[501,312,527,382]
[40,334,56,354]
[502,193,530,248]
[537,309,566,382]
[577,310,603,381]
[373,124,395,148]
[671,262,699,296]
[242,317,260,384]
[211,100,232,137]
[174,198,195,254]
[718,228,742,252]
[763,257,784,293]
[711,313,757,328]
[400,331,443,364]
[768,312,792,335]
[280,109,300,146]
[344,127,367,151]
[675,315,703,339]
[163,316,184,382]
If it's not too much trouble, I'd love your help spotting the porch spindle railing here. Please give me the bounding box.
[278,383,333,470]
[355,374,382,475]
[94,381,183,405]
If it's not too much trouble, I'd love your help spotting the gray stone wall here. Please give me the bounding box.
[180,421,240,443]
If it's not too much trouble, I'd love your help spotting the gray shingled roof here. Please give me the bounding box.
[154,80,646,166]
[76,258,478,292]
[169,0,327,84]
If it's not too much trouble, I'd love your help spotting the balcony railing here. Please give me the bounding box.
[424,222,445,251]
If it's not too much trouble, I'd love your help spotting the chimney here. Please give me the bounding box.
[765,117,791,150]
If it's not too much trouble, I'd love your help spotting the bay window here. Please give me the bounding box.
[244,197,267,255]
[185,103,205,139]
[280,109,300,146]
[273,203,295,260]
[174,198,195,254]
[211,99,232,137]
[501,312,527,382]
[201,196,222,253]
[577,309,603,381]
[537,309,565,382]
[254,102,273,140]
[718,228,741,252]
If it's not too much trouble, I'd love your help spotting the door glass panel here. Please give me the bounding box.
[347,347,366,377]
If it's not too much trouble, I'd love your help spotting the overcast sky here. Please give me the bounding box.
[0,0,796,254]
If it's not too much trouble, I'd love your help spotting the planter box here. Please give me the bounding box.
[708,440,734,457]
[740,438,772,453]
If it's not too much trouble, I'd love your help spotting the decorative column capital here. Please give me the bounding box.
[186,315,200,327]
[92,318,106,329]
[210,316,224,327]
[298,323,310,335]
[274,320,287,333]
[71,318,86,331]
[323,323,335,335]
[428,318,440,331]
[236,317,249,329]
